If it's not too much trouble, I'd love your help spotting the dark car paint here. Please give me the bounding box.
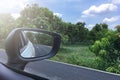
[0,63,48,80]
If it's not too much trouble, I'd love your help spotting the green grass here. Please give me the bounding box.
[51,45,97,68]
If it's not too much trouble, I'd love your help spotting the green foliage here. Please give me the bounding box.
[67,54,81,65]
[35,33,53,45]
[61,34,69,44]
[0,4,108,45]
[88,23,108,41]
[0,13,16,39]
[94,57,108,70]
[17,4,65,33]
[90,30,120,73]
[106,64,120,73]
[65,22,89,44]
[115,25,120,32]
[26,32,53,45]
[17,4,53,29]
[51,45,96,68]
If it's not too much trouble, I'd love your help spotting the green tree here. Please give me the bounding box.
[65,22,89,44]
[115,25,120,32]
[90,30,120,73]
[17,4,65,32]
[17,4,51,29]
[88,23,108,42]
[75,22,88,42]
[0,13,15,39]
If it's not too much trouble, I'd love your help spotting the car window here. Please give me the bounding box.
[0,0,120,75]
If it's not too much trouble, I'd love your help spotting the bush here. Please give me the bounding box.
[106,64,120,73]
[61,34,69,44]
[90,31,120,73]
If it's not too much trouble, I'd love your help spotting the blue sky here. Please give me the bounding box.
[0,0,120,29]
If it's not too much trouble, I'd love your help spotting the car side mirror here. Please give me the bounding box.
[5,28,61,70]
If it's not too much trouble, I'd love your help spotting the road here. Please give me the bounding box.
[20,44,52,58]
[0,50,120,80]
[34,44,52,57]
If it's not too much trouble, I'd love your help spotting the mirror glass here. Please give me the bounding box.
[19,31,53,58]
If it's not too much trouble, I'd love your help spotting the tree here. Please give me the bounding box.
[0,13,15,39]
[17,4,65,33]
[88,23,108,42]
[17,4,52,29]
[75,22,88,42]
[65,22,89,44]
[90,30,120,73]
[115,25,120,32]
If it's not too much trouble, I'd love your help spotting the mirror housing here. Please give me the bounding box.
[5,28,61,69]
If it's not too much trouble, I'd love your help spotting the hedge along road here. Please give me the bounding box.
[0,50,120,80]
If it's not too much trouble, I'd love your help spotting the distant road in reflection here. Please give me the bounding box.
[34,44,52,57]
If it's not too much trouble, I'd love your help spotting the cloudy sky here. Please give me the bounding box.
[0,0,120,29]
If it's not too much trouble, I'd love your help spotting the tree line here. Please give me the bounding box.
[0,4,111,45]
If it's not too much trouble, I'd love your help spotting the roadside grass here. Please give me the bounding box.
[51,45,97,69]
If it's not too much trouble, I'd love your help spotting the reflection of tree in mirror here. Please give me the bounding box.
[26,32,36,43]
[25,31,53,46]
[35,33,53,46]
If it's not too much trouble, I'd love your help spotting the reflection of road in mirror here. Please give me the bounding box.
[33,44,52,57]
[20,41,52,58]
[20,41,35,58]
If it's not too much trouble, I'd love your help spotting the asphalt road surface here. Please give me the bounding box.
[0,50,120,80]
[20,44,52,58]
[34,44,52,57]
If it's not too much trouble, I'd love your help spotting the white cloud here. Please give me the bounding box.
[53,13,63,17]
[103,16,120,23]
[111,0,120,4]
[11,13,20,19]
[82,3,117,17]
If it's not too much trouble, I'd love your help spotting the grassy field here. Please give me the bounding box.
[51,45,97,69]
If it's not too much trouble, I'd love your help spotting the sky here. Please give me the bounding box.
[0,0,120,30]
